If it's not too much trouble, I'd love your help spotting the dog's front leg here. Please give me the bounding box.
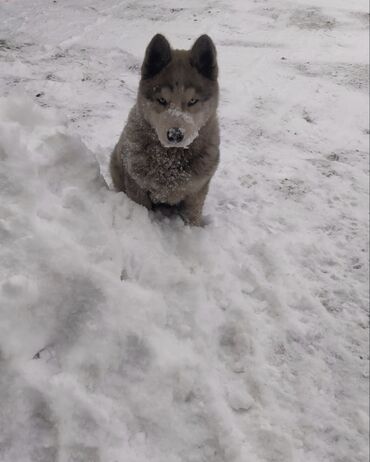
[125,173,152,210]
[181,181,210,226]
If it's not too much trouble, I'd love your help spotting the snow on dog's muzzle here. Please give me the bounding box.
[154,109,199,149]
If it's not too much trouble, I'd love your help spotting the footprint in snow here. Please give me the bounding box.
[278,178,308,199]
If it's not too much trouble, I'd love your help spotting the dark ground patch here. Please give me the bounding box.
[289,8,336,30]
[219,39,282,48]
[294,62,369,92]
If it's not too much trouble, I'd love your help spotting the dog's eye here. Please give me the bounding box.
[188,98,199,107]
[157,97,167,106]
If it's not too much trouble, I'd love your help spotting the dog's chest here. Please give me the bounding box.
[128,145,194,201]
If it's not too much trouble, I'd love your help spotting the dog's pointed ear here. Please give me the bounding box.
[141,34,172,79]
[190,35,218,80]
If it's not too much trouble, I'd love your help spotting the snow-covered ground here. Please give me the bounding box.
[0,1,369,461]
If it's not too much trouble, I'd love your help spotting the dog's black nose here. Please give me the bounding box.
[167,128,184,143]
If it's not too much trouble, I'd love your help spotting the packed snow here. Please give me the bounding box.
[0,1,369,461]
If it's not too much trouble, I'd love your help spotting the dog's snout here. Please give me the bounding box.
[167,128,184,144]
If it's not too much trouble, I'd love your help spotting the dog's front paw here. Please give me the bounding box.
[180,211,204,227]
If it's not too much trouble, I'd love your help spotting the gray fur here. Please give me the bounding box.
[110,34,220,226]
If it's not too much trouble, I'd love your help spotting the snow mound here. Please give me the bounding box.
[0,96,247,462]
[0,96,368,462]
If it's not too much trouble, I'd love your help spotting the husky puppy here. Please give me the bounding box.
[110,34,219,225]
